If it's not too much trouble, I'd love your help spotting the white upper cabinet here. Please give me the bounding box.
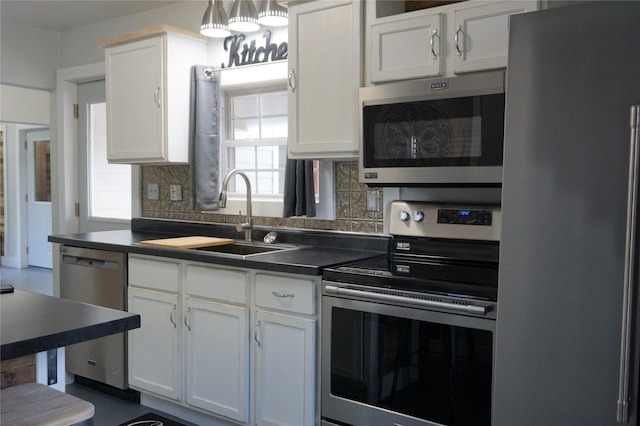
[101,26,207,164]
[287,0,362,159]
[371,12,442,83]
[365,1,538,83]
[453,1,538,73]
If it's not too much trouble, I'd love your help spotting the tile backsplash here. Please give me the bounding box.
[141,162,384,234]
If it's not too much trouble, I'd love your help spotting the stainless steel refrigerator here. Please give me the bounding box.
[494,2,640,425]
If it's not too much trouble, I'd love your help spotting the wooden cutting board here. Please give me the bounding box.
[139,236,234,248]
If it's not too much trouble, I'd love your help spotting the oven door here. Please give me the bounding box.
[322,283,495,426]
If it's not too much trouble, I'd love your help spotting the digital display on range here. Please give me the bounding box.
[437,209,493,226]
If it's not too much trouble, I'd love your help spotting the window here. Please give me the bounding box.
[222,88,288,198]
[221,84,334,220]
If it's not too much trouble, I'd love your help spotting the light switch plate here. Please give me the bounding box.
[170,184,182,201]
[367,190,380,212]
[148,183,159,200]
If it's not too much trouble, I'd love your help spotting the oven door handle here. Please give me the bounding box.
[324,285,490,315]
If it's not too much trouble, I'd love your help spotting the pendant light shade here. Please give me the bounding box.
[258,0,288,27]
[228,0,260,33]
[200,0,230,38]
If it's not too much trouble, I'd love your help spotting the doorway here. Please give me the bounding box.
[77,80,132,232]
[0,123,51,269]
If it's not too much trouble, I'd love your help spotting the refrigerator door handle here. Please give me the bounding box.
[617,104,640,423]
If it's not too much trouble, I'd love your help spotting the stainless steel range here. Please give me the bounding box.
[321,201,500,426]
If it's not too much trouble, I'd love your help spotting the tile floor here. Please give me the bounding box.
[0,265,197,426]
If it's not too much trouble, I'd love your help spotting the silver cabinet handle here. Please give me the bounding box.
[254,320,262,347]
[455,25,463,57]
[153,87,161,107]
[617,105,640,423]
[184,306,191,331]
[430,29,439,60]
[272,291,295,298]
[169,304,177,328]
[288,68,297,92]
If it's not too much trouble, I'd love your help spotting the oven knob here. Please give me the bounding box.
[399,210,410,222]
[413,211,425,222]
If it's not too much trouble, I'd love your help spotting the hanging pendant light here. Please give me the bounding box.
[200,0,230,38]
[258,0,288,27]
[228,0,260,33]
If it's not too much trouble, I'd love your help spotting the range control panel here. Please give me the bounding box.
[389,201,501,241]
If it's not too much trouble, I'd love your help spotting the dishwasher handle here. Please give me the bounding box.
[63,255,120,271]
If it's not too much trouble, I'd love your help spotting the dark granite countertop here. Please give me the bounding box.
[1,290,141,361]
[48,219,389,276]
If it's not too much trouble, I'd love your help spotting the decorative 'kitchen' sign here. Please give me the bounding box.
[221,30,288,69]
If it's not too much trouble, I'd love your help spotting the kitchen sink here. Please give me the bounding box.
[193,242,295,258]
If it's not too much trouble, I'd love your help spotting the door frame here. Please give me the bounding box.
[0,86,50,269]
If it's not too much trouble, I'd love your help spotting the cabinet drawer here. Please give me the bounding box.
[185,264,247,304]
[255,274,316,315]
[128,255,180,293]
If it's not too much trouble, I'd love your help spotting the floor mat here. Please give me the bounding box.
[117,412,187,426]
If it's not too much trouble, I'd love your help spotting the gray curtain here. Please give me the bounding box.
[190,65,221,211]
[283,159,316,217]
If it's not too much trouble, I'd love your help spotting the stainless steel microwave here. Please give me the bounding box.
[359,71,505,186]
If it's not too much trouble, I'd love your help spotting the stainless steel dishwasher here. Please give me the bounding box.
[60,245,128,389]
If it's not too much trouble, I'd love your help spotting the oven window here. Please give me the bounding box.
[362,94,504,168]
[330,307,493,426]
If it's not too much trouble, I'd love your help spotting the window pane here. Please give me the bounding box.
[257,146,275,169]
[89,102,131,219]
[233,94,259,118]
[257,171,276,194]
[260,92,287,116]
[261,116,287,138]
[235,147,255,169]
[233,118,260,140]
[33,140,51,202]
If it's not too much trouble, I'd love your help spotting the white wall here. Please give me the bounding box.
[0,85,50,124]
[59,1,208,69]
[0,20,60,90]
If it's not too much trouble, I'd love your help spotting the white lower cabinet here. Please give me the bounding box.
[127,255,319,425]
[184,297,249,422]
[128,286,180,400]
[254,272,319,426]
[255,310,316,426]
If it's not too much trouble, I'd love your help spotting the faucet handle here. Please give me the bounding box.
[236,210,250,232]
[236,222,250,231]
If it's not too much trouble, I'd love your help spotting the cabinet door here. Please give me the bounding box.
[127,287,180,400]
[255,310,316,426]
[288,0,361,159]
[371,13,442,83]
[106,36,165,162]
[184,298,249,422]
[454,1,538,73]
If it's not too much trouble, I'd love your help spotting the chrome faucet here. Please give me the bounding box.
[219,169,253,241]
